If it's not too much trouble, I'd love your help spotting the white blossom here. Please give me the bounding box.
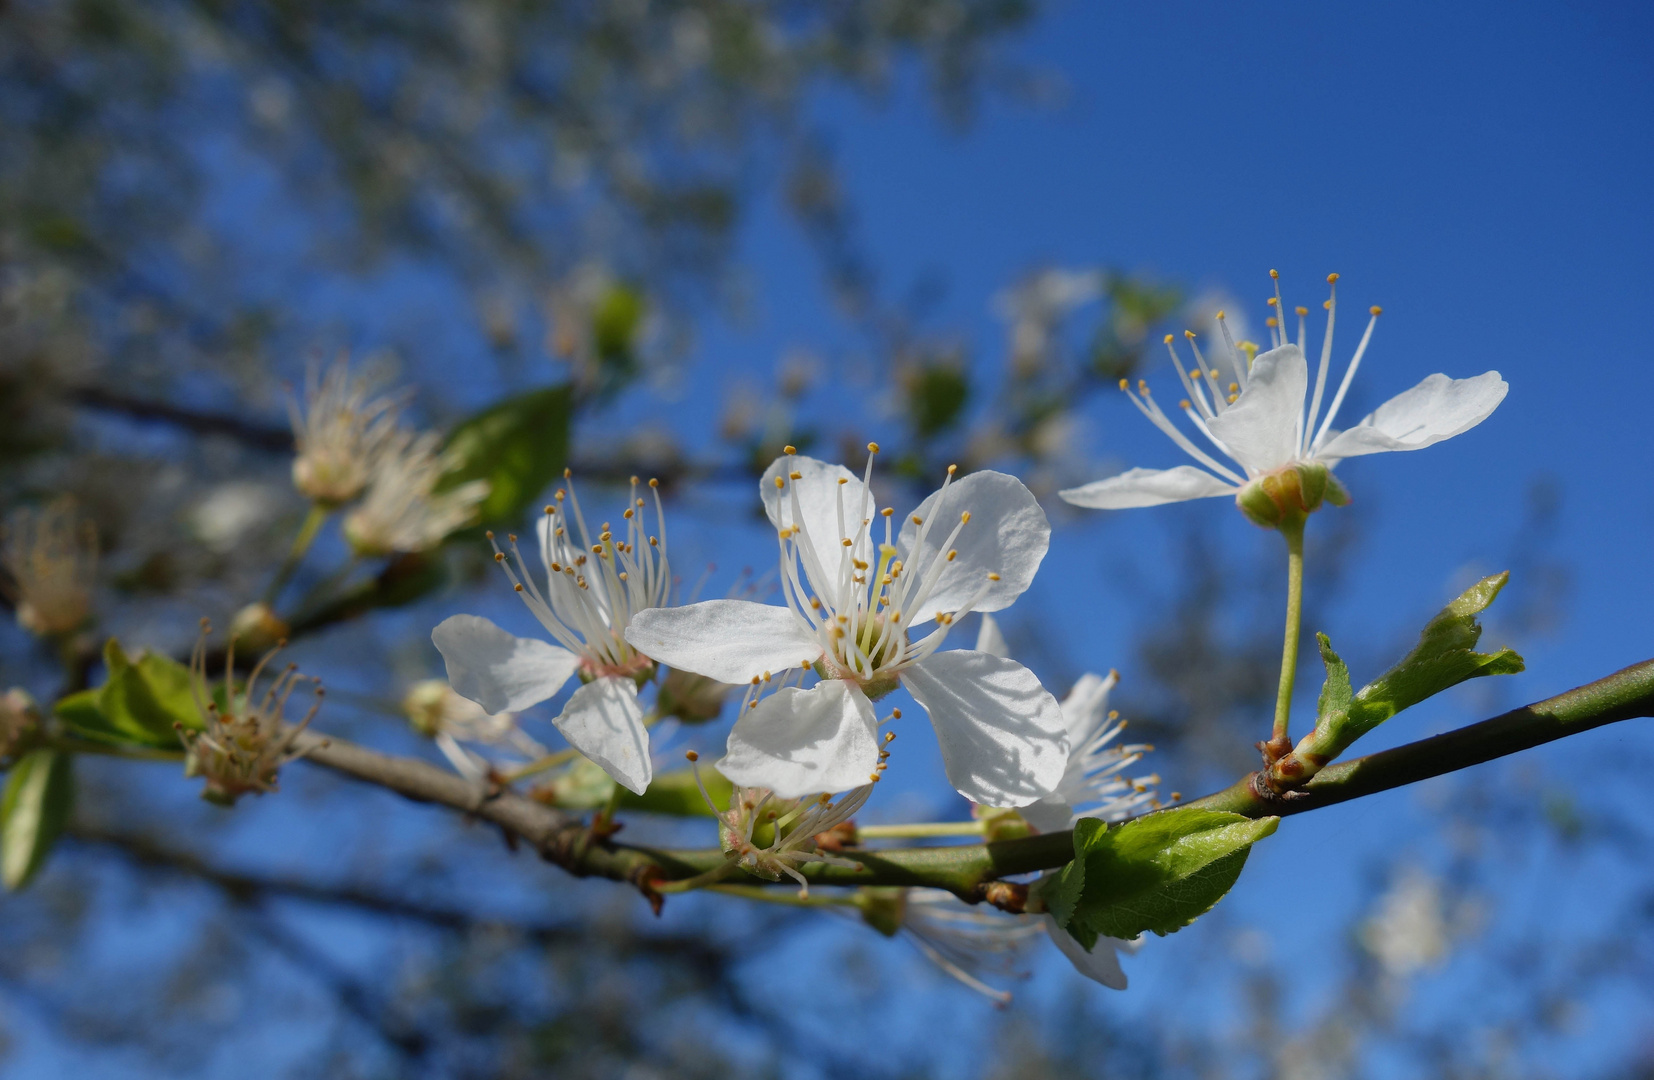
[625,448,1067,805]
[973,615,1160,832]
[342,428,489,556]
[432,476,670,794]
[1060,272,1507,514]
[287,357,403,505]
[403,678,546,782]
[1,498,96,637]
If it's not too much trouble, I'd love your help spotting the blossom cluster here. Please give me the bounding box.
[420,270,1505,996]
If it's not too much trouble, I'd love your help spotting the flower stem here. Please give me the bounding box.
[707,884,856,907]
[1271,517,1307,748]
[500,748,581,784]
[856,821,987,840]
[263,503,330,606]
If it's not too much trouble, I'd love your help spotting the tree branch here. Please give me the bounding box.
[293,658,1654,904]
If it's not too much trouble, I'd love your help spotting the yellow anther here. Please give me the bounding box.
[946,550,957,562]
[485,530,495,540]
[513,583,523,592]
[841,538,853,547]
[1216,309,1226,319]
[618,572,628,581]
[1188,368,1201,379]
[649,478,659,488]
[881,507,894,517]
[685,750,699,762]
[783,444,797,455]
[1163,333,1174,344]
[1179,399,1192,410]
[1370,305,1383,316]
[884,730,896,742]
[1138,379,1150,394]
[494,552,505,562]
[774,476,785,489]
[1270,268,1279,279]
[789,471,802,480]
[947,464,958,474]
[544,505,554,515]
[1118,378,1129,391]
[563,467,572,478]
[1184,330,1196,340]
[1327,272,1340,283]
[1228,393,1239,404]
[987,572,1000,581]
[1295,306,1308,316]
[551,562,561,572]
[750,676,761,685]
[1267,296,1279,307]
[870,773,881,782]
[960,511,971,523]
[1266,316,1278,328]
[762,671,771,681]
[867,441,880,454]
[623,508,634,518]
[1229,382,1238,393]
[891,709,902,720]
[809,597,822,609]
[837,477,848,485]
[1323,299,1332,310]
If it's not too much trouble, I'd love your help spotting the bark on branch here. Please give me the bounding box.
[294,657,1654,906]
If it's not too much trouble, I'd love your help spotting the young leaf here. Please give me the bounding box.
[1,748,74,890]
[58,640,202,750]
[439,384,573,530]
[1049,809,1278,942]
[1342,572,1524,742]
[618,767,733,817]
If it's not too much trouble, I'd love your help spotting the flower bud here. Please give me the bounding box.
[401,678,452,738]
[1234,461,1350,530]
[0,688,41,760]
[654,668,731,725]
[855,887,909,938]
[229,601,290,654]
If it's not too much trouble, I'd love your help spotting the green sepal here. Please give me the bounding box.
[1,748,75,890]
[1048,810,1279,942]
[439,384,573,532]
[57,639,202,751]
[1313,572,1524,752]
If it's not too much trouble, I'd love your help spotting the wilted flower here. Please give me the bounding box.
[627,447,1067,805]
[342,428,489,556]
[690,750,873,896]
[180,619,324,805]
[0,688,41,760]
[402,678,545,782]
[432,474,671,794]
[1060,272,1507,526]
[1,498,97,637]
[288,357,404,505]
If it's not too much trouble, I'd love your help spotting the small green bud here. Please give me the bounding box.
[0,689,42,761]
[229,601,290,654]
[974,805,1033,844]
[655,668,730,724]
[855,887,908,938]
[401,679,451,737]
[1235,462,1349,530]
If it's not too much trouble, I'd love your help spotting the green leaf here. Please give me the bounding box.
[592,284,647,375]
[1323,573,1524,747]
[440,384,573,530]
[57,640,201,750]
[1,748,74,890]
[906,362,970,438]
[1050,810,1278,942]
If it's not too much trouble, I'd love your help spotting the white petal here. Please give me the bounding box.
[554,676,651,795]
[1020,797,1075,834]
[897,470,1050,625]
[1058,466,1236,509]
[1206,344,1308,474]
[624,600,821,684]
[974,613,1008,659]
[718,680,881,798]
[760,455,874,582]
[1316,371,1508,460]
[901,650,1068,807]
[432,614,580,715]
[1061,671,1117,749]
[1044,915,1129,990]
